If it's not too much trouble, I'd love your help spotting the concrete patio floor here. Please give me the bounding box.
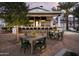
[0,31,79,56]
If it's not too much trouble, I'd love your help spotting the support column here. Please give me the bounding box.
[50,16,53,27]
[33,17,35,27]
[47,16,50,27]
[34,17,36,27]
[39,17,41,27]
[58,16,61,27]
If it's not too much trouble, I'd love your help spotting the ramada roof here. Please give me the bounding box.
[28,7,62,14]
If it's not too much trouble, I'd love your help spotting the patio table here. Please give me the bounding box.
[21,34,47,54]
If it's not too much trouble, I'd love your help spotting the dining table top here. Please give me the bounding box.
[21,34,47,42]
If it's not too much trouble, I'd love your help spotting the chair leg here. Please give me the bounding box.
[60,36,63,41]
[24,48,26,54]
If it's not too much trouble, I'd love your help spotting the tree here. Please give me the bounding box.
[0,2,29,41]
[58,2,77,30]
[73,5,79,31]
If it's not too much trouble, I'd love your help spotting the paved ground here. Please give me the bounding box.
[0,31,79,56]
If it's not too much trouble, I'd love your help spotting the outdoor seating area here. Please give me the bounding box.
[0,2,79,57]
[0,30,79,56]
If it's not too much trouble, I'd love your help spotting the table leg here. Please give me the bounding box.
[30,41,33,55]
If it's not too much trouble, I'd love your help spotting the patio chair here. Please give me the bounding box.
[57,30,64,41]
[48,31,59,40]
[20,37,31,53]
[60,31,64,41]
[40,37,46,49]
[34,37,46,52]
[48,31,52,38]
[52,32,58,39]
[48,32,54,39]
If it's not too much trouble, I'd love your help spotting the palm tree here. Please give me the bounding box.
[58,2,77,30]
[0,2,29,41]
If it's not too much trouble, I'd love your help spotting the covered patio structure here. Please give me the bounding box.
[27,7,62,28]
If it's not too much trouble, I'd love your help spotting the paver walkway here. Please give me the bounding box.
[0,31,79,56]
